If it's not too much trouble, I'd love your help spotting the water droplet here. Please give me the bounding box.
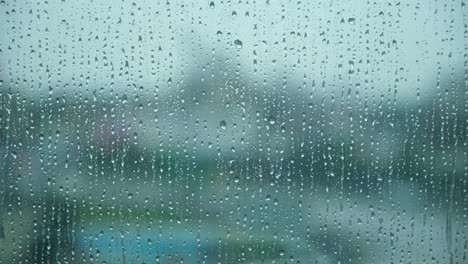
[220,120,227,129]
[234,39,243,49]
[268,116,276,125]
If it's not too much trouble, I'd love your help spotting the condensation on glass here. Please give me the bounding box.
[0,1,466,263]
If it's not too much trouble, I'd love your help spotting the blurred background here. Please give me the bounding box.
[0,0,467,263]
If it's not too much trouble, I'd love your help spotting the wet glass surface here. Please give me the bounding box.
[0,1,467,263]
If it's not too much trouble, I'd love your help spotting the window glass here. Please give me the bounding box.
[0,1,466,263]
